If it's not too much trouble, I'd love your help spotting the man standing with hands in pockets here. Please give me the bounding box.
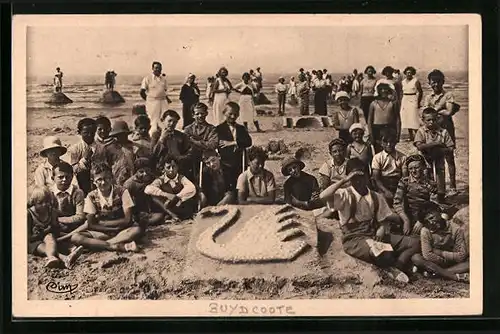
[140,61,173,143]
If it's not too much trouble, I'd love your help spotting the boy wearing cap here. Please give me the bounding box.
[346,123,373,169]
[332,91,360,143]
[199,150,235,208]
[35,136,71,188]
[282,157,322,211]
[320,158,420,283]
[152,110,193,180]
[107,120,136,187]
[275,77,288,116]
[124,158,165,227]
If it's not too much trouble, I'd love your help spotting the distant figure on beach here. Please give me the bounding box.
[179,73,200,129]
[206,76,215,106]
[297,73,310,115]
[255,67,263,91]
[234,72,263,132]
[212,67,233,125]
[105,70,117,91]
[311,70,328,115]
[140,61,172,139]
[54,67,63,93]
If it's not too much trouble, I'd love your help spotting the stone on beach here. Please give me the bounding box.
[99,90,125,105]
[45,92,73,105]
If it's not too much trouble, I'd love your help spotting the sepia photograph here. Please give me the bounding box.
[12,14,482,317]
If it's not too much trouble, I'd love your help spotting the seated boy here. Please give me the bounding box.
[124,158,165,227]
[50,161,87,240]
[93,116,116,167]
[411,204,469,283]
[129,115,154,160]
[281,156,323,210]
[67,118,97,195]
[151,110,193,181]
[414,107,455,204]
[144,155,197,222]
[107,120,136,187]
[34,136,70,188]
[319,158,421,283]
[237,146,276,205]
[70,163,141,253]
[199,150,235,208]
[372,128,407,206]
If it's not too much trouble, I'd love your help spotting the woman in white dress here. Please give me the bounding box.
[233,72,264,132]
[288,76,298,105]
[211,67,233,125]
[400,66,423,141]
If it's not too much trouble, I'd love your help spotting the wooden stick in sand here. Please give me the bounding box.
[198,160,203,211]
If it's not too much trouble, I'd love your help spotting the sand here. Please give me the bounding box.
[26,93,470,300]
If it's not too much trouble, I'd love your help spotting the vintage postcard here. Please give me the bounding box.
[12,14,482,317]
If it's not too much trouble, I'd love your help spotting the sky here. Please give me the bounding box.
[26,24,468,77]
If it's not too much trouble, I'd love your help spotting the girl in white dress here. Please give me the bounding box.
[400,66,423,141]
[211,67,233,126]
[233,72,264,132]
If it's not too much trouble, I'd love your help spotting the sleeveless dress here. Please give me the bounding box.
[236,82,256,123]
[401,78,421,130]
[212,78,230,125]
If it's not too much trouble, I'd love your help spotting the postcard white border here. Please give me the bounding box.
[12,14,482,317]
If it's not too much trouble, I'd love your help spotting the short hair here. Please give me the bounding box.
[152,61,162,68]
[380,128,398,142]
[28,186,55,207]
[242,72,251,80]
[224,101,240,114]
[405,154,427,167]
[427,69,445,83]
[381,66,395,77]
[420,202,445,227]
[247,146,268,163]
[91,162,112,176]
[218,67,228,76]
[52,161,74,176]
[163,155,179,167]
[312,70,317,75]
[422,107,438,117]
[404,66,417,75]
[77,118,96,132]
[299,68,304,72]
[134,115,151,128]
[191,102,208,114]
[134,157,152,172]
[328,138,347,152]
[345,158,366,175]
[56,67,60,71]
[364,65,376,74]
[95,116,111,129]
[160,109,181,122]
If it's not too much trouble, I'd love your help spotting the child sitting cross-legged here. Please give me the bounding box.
[281,156,323,211]
[199,150,236,208]
[28,186,83,269]
[237,146,276,205]
[411,203,469,283]
[70,163,141,253]
[144,155,197,223]
[124,158,165,228]
[393,154,438,236]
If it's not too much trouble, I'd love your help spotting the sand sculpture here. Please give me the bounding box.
[196,204,318,263]
[282,116,333,128]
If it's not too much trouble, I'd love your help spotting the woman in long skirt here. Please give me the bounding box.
[233,72,263,132]
[211,67,232,126]
[312,71,327,115]
[297,73,310,115]
[400,66,423,141]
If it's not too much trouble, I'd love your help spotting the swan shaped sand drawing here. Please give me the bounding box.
[196,204,316,263]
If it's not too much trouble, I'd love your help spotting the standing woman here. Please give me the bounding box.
[288,76,297,103]
[400,66,423,141]
[233,72,264,132]
[297,73,310,116]
[359,65,377,121]
[312,70,328,115]
[212,67,233,126]
[179,73,200,129]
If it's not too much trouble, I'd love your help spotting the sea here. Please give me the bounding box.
[26,71,469,112]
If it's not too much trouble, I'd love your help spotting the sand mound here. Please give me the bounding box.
[45,92,73,105]
[99,90,125,105]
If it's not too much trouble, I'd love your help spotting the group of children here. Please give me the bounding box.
[28,67,468,284]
